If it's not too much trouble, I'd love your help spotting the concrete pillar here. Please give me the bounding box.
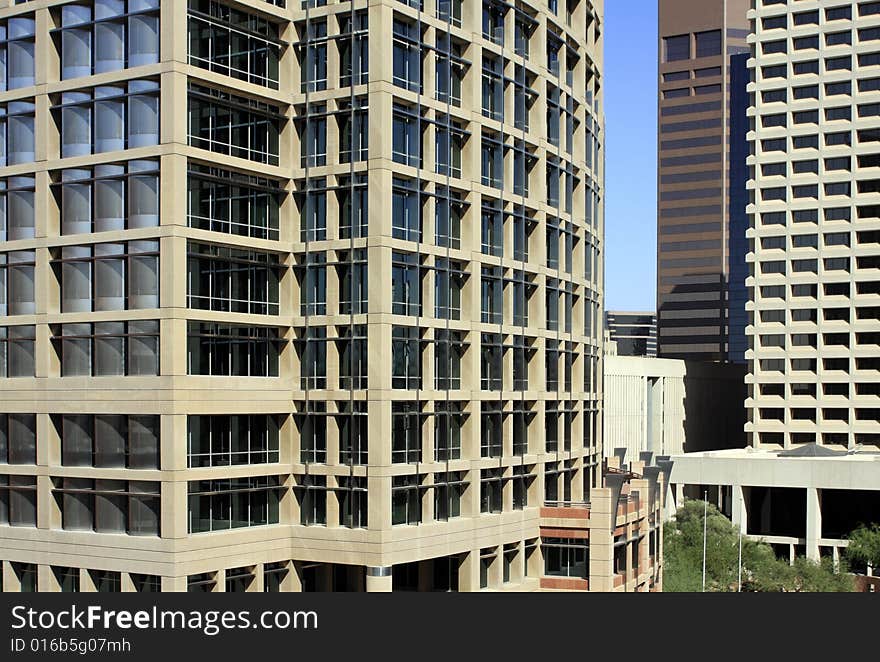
[161,576,185,593]
[252,565,264,593]
[38,565,56,592]
[2,561,17,592]
[161,479,188,539]
[467,550,486,591]
[365,566,392,592]
[806,487,821,562]
[731,484,747,535]
[588,488,614,592]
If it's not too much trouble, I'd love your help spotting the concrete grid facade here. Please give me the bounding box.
[0,0,616,592]
[746,0,880,453]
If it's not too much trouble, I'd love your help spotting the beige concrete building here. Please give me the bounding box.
[670,447,880,565]
[747,0,880,455]
[603,354,746,461]
[0,0,631,592]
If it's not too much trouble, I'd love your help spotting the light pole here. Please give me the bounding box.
[701,490,708,592]
[737,490,743,592]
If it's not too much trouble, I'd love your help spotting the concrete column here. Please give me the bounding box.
[365,566,392,592]
[730,484,747,535]
[37,474,55,530]
[161,479,188,539]
[806,487,821,562]
[588,488,614,592]
[458,551,480,592]
[37,565,56,592]
[252,565,264,593]
[160,0,187,63]
[80,568,96,593]
[161,575,187,593]
[327,476,341,527]
[160,414,187,472]
[3,561,17,592]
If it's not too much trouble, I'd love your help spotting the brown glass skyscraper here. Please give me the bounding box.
[657,0,750,361]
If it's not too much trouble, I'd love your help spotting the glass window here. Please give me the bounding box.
[392,106,421,168]
[391,475,422,525]
[299,19,327,92]
[0,476,37,527]
[187,241,279,315]
[1,16,36,90]
[663,34,690,62]
[392,326,421,390]
[58,320,160,377]
[0,326,35,378]
[188,166,280,241]
[339,10,368,86]
[392,18,421,91]
[188,0,280,88]
[392,402,422,464]
[188,84,281,165]
[189,476,280,533]
[0,177,35,241]
[1,101,36,166]
[434,329,462,390]
[392,177,422,242]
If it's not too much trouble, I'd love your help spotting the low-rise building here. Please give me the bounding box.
[603,355,747,460]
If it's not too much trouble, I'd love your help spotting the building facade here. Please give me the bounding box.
[657,0,750,361]
[603,354,747,461]
[669,0,880,565]
[539,460,665,593]
[604,310,657,357]
[747,0,880,454]
[0,0,613,592]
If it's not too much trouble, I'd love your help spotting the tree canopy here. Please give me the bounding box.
[844,523,880,572]
[663,500,854,592]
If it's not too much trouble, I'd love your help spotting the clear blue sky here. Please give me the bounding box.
[603,2,658,312]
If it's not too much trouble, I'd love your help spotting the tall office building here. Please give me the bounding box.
[0,0,629,592]
[604,310,657,356]
[671,0,880,565]
[747,0,880,453]
[657,0,750,361]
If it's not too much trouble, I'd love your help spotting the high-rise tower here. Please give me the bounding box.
[657,0,750,362]
[0,0,615,592]
[747,0,880,454]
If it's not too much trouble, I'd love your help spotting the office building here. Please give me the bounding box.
[670,0,880,564]
[748,0,880,455]
[0,0,626,592]
[604,310,657,357]
[657,0,750,361]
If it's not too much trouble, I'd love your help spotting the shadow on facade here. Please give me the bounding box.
[680,359,747,453]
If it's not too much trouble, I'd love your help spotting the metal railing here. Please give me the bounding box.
[543,500,591,509]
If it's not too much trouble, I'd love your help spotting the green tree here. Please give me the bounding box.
[845,523,880,572]
[664,500,853,592]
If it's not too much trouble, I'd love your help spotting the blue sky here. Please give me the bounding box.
[603,2,658,312]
